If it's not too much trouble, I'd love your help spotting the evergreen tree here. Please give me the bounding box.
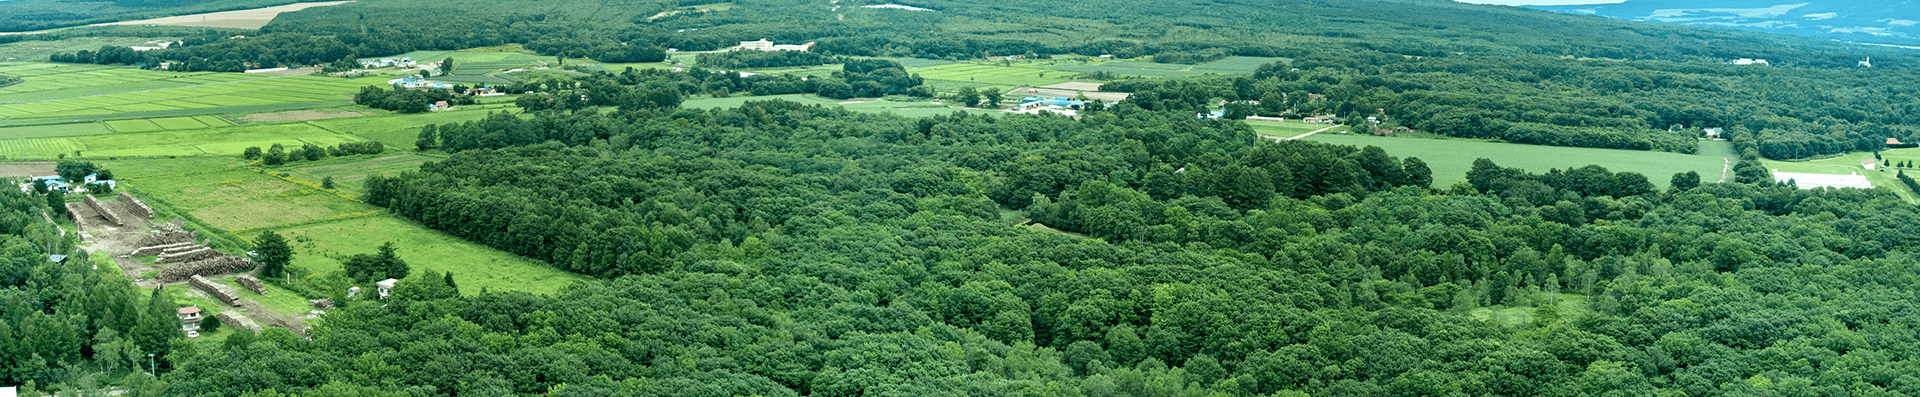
[443,271,458,295]
[130,288,178,360]
[322,176,335,189]
[45,191,64,216]
[254,230,294,280]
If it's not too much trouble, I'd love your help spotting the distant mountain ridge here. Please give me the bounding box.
[1531,0,1920,47]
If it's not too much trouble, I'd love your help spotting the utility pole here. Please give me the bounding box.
[148,353,155,377]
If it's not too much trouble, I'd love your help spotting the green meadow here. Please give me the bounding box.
[274,216,588,295]
[1300,133,1725,189]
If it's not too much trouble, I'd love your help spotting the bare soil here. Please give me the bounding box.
[0,162,54,178]
[1013,87,1131,102]
[92,1,357,30]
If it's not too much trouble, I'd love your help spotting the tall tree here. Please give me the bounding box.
[254,230,294,280]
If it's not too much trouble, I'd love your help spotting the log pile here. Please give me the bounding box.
[84,195,124,226]
[158,247,219,263]
[131,241,196,256]
[158,256,255,282]
[215,311,263,334]
[236,275,268,295]
[118,192,154,219]
[189,275,240,306]
[309,299,335,309]
[136,225,196,247]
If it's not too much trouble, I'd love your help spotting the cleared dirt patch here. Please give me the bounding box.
[238,109,367,124]
[93,1,357,29]
[0,161,53,177]
[1040,82,1106,91]
[1012,87,1131,102]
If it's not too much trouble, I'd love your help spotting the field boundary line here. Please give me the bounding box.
[1274,124,1342,141]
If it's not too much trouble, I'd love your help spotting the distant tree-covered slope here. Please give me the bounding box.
[45,0,1917,70]
[0,0,298,32]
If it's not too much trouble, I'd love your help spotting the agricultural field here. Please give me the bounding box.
[682,94,999,116]
[0,122,113,138]
[1047,56,1286,77]
[906,62,1075,87]
[103,157,381,231]
[92,1,356,29]
[0,63,255,102]
[1301,133,1724,188]
[273,216,588,295]
[1764,149,1919,203]
[1247,119,1343,139]
[309,107,511,148]
[0,69,387,120]
[0,37,180,64]
[0,122,371,159]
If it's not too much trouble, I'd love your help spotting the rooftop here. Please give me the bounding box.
[1771,171,1872,190]
[178,306,201,315]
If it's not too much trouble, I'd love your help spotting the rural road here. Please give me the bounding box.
[1270,125,1342,141]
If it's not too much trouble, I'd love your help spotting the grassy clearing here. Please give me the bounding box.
[1469,293,1590,328]
[1764,150,1918,203]
[1247,119,1337,138]
[73,122,367,158]
[907,63,1075,87]
[1301,133,1722,189]
[682,94,999,117]
[101,157,380,231]
[274,216,588,295]
[283,154,437,196]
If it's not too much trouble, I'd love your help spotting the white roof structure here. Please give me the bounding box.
[1772,171,1872,189]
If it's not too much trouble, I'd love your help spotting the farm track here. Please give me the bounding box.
[0,74,296,105]
[1271,124,1342,141]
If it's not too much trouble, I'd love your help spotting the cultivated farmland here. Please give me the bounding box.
[285,154,437,195]
[907,63,1075,87]
[1047,56,1286,77]
[0,67,387,120]
[1300,133,1723,188]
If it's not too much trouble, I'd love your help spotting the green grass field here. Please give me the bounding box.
[1764,150,1918,203]
[284,154,437,196]
[1046,56,1286,78]
[682,94,999,117]
[1300,133,1723,189]
[0,67,387,121]
[274,216,588,295]
[1247,119,1341,139]
[0,122,114,138]
[309,107,512,149]
[103,157,381,231]
[907,63,1075,87]
[74,122,370,158]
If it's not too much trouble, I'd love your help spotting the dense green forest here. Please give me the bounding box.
[122,97,1920,396]
[41,0,1918,70]
[1106,57,1920,158]
[0,188,182,390]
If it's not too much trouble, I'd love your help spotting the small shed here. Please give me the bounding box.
[376,278,398,299]
[1890,138,1903,145]
[1863,159,1878,171]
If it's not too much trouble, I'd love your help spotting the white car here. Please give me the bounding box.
[186,331,200,338]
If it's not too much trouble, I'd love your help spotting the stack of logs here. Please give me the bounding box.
[189,275,240,306]
[216,311,264,334]
[119,192,154,219]
[158,246,219,263]
[158,256,255,283]
[130,241,195,256]
[236,275,268,295]
[135,225,196,247]
[84,195,124,226]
